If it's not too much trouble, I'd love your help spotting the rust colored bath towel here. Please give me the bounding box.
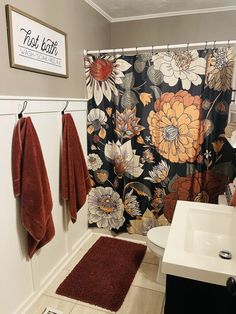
[12,117,55,258]
[61,113,91,223]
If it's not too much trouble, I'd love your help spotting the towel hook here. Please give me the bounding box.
[151,45,154,55]
[213,40,216,50]
[61,101,69,115]
[18,100,27,119]
[167,43,170,53]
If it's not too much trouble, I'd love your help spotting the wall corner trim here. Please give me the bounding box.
[84,0,113,22]
[84,3,236,23]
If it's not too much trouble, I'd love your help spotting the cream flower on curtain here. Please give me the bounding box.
[87,153,103,171]
[128,209,170,235]
[85,55,132,106]
[104,140,143,178]
[152,50,206,90]
[87,108,107,139]
[145,160,170,184]
[205,48,234,91]
[88,186,125,230]
[148,91,204,163]
[124,189,141,217]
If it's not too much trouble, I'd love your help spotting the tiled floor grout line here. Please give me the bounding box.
[76,300,113,313]
[76,301,113,314]
[43,293,78,304]
[131,283,165,294]
[142,260,159,265]
[42,293,112,313]
[43,291,113,313]
[69,302,77,313]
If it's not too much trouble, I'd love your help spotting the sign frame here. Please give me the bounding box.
[6,5,69,78]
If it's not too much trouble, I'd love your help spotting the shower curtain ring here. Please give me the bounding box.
[98,49,101,57]
[228,40,231,49]
[167,44,170,53]
[186,42,189,51]
[151,45,154,55]
[204,41,208,51]
[213,40,216,50]
[113,48,115,57]
[122,47,124,56]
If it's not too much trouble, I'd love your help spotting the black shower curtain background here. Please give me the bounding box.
[85,47,235,235]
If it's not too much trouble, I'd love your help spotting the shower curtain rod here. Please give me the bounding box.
[84,40,236,55]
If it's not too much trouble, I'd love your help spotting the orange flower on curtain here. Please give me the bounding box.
[148,91,204,163]
[163,170,228,222]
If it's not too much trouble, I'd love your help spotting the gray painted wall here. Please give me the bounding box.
[0,0,110,98]
[111,11,236,48]
[1,3,235,98]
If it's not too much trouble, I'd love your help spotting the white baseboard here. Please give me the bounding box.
[92,228,146,244]
[71,230,93,252]
[15,229,92,314]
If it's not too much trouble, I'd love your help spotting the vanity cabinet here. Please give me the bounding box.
[164,275,236,314]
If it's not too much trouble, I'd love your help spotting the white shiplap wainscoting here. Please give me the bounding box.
[0,97,92,314]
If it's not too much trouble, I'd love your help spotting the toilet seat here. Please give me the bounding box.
[147,226,170,248]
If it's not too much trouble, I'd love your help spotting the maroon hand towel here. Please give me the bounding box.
[61,113,91,223]
[12,117,55,258]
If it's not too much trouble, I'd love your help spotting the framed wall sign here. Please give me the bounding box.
[6,5,68,78]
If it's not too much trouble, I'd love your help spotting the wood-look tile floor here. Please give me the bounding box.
[27,232,165,314]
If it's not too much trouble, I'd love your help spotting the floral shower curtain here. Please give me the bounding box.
[85,47,235,235]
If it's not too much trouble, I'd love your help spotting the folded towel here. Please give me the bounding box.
[61,113,91,223]
[12,117,55,258]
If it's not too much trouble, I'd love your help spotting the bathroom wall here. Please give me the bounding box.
[0,97,90,314]
[0,1,110,313]
[0,0,110,98]
[110,11,236,47]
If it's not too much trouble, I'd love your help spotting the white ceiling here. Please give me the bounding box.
[85,0,236,22]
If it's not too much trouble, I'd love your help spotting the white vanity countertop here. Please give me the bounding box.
[162,200,236,286]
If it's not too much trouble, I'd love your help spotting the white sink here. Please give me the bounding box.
[162,200,236,286]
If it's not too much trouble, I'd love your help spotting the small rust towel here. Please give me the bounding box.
[230,189,236,206]
[12,117,55,258]
[61,113,91,223]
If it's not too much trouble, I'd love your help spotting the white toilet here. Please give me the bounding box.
[146,226,171,285]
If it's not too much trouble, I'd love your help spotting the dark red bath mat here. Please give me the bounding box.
[56,236,146,311]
